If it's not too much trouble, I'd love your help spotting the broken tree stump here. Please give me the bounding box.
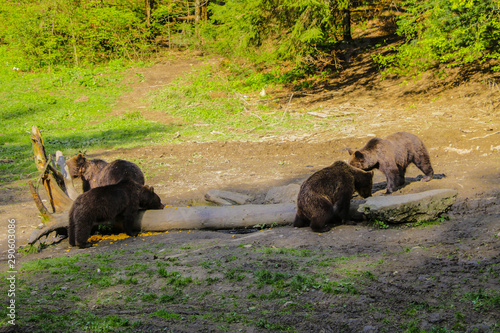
[55,150,79,200]
[30,125,73,214]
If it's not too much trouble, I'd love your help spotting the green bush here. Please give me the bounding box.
[374,0,500,75]
[200,0,345,67]
[0,0,149,69]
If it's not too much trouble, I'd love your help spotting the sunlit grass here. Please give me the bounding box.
[0,52,335,184]
[0,56,170,183]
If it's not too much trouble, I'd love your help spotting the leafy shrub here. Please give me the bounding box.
[0,0,150,69]
[199,0,346,67]
[374,0,500,75]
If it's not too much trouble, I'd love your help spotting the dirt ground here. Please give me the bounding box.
[1,50,500,331]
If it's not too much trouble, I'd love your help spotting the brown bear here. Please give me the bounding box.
[294,161,373,232]
[68,179,164,248]
[348,132,434,194]
[66,153,145,192]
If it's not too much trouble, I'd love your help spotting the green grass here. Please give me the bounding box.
[0,55,170,183]
[150,64,319,142]
[0,51,338,184]
[2,238,498,332]
[461,289,500,310]
[158,270,193,287]
[150,309,183,320]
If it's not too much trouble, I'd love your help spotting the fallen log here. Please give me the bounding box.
[28,189,456,244]
[28,200,370,243]
[135,203,297,231]
[27,215,69,244]
[28,204,295,244]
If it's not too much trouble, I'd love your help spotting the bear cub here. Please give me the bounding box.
[348,132,434,194]
[68,179,164,248]
[294,161,373,232]
[66,153,145,192]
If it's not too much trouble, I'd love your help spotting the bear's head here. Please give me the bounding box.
[348,150,373,170]
[355,169,374,199]
[66,153,87,179]
[139,185,164,210]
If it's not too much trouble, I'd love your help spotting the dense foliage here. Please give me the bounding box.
[199,0,347,66]
[0,0,499,73]
[0,0,149,69]
[374,0,500,74]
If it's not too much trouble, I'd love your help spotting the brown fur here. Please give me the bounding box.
[68,179,163,248]
[66,153,145,192]
[348,132,434,194]
[294,161,373,232]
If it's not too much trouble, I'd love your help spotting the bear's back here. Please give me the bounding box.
[96,160,145,187]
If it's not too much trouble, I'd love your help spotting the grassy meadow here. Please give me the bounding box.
[0,51,330,184]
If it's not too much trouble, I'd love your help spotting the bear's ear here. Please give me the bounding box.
[143,185,155,193]
[75,153,87,166]
[348,149,354,155]
[354,151,364,160]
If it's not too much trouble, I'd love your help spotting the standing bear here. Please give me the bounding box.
[66,153,145,192]
[348,132,434,194]
[294,161,373,232]
[68,179,164,248]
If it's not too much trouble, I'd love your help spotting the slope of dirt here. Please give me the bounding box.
[1,47,500,331]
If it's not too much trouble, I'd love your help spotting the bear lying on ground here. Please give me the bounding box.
[68,179,164,248]
[348,132,434,194]
[294,161,373,232]
[66,153,145,192]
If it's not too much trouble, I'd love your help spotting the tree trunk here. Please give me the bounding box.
[145,0,154,27]
[195,0,201,24]
[343,8,352,41]
[29,204,297,244]
[136,204,297,231]
[202,1,208,21]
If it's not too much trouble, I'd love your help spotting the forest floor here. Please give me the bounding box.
[1,42,500,332]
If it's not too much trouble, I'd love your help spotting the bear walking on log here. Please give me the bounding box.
[348,132,434,194]
[294,161,373,232]
[66,153,145,192]
[68,179,164,248]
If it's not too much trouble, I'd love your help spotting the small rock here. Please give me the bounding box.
[427,312,445,323]
[363,326,378,333]
[264,184,300,204]
[466,323,493,333]
[205,189,253,206]
[358,189,458,223]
